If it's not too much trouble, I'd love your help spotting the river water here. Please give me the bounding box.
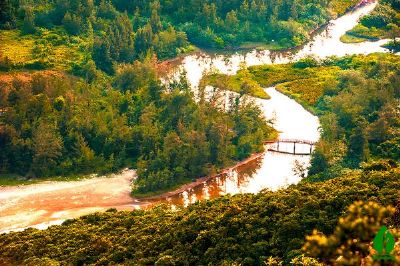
[0,1,392,232]
[174,1,386,89]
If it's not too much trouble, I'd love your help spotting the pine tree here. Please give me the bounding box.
[62,12,82,35]
[150,1,162,33]
[22,7,36,34]
[0,0,17,29]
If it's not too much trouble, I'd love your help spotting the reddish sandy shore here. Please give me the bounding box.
[0,170,142,233]
[0,151,267,233]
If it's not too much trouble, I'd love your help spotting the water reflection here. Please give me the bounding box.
[145,5,388,208]
[140,86,321,208]
[152,150,312,208]
[1,2,391,233]
[154,156,264,207]
[170,2,388,89]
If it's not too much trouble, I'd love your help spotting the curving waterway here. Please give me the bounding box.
[173,1,387,88]
[0,1,392,233]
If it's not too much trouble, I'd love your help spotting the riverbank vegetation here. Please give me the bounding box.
[341,0,400,48]
[1,0,299,191]
[0,164,399,265]
[0,0,192,74]
[0,172,100,186]
[204,52,400,180]
[0,58,275,192]
[1,0,400,265]
[2,52,399,264]
[0,0,360,69]
[305,54,399,179]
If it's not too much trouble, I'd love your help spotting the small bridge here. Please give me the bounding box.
[264,139,317,155]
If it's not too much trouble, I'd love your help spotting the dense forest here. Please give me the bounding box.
[0,0,191,74]
[1,52,399,264]
[1,0,400,265]
[0,0,359,71]
[0,58,274,193]
[0,164,399,265]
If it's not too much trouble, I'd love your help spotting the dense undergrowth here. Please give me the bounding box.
[0,58,275,193]
[0,165,399,265]
[0,0,359,75]
[0,1,399,265]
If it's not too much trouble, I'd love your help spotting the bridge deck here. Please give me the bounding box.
[264,138,317,155]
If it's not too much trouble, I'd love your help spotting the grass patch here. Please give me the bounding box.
[201,69,270,99]
[249,64,342,104]
[177,44,198,55]
[330,0,359,15]
[201,63,342,106]
[200,63,341,109]
[0,28,88,71]
[340,33,369,43]
[273,66,342,106]
[0,30,35,65]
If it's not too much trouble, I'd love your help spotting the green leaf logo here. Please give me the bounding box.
[373,226,396,261]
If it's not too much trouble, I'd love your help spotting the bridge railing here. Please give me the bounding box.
[264,139,317,145]
[264,138,317,155]
[277,139,316,145]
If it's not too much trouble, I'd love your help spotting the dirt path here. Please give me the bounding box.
[0,169,142,233]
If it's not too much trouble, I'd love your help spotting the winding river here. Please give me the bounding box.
[0,1,392,233]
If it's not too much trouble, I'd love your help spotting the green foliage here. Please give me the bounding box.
[304,201,399,265]
[211,53,400,178]
[2,0,361,67]
[53,96,65,111]
[0,59,273,192]
[384,40,400,52]
[0,0,18,29]
[342,2,400,43]
[311,54,400,176]
[161,0,350,48]
[293,57,319,69]
[0,71,130,176]
[62,12,82,35]
[360,4,397,28]
[201,68,271,100]
[0,166,399,265]
[22,8,36,35]
[130,71,273,193]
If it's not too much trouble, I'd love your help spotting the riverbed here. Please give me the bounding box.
[0,1,392,233]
